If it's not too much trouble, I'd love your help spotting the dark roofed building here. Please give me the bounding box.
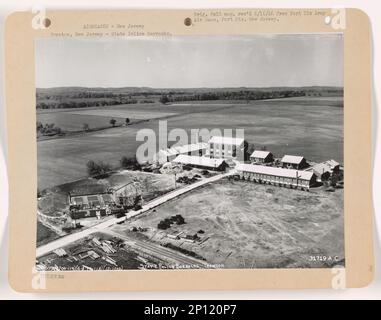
[281,155,308,170]
[172,154,229,171]
[250,150,274,164]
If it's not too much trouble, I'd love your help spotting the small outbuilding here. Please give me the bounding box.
[172,155,229,171]
[281,155,308,170]
[250,150,274,164]
[153,142,208,165]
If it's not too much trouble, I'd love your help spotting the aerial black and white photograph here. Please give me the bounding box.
[34,34,344,271]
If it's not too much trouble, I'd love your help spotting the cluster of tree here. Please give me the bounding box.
[157,215,185,230]
[109,119,117,127]
[119,156,141,170]
[86,160,112,177]
[110,118,130,127]
[162,243,204,259]
[329,172,343,187]
[159,94,170,104]
[176,175,200,184]
[36,98,138,109]
[37,91,139,100]
[36,121,62,135]
[83,118,129,132]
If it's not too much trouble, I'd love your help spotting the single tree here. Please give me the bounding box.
[120,156,141,170]
[330,174,339,187]
[110,118,117,127]
[159,94,170,105]
[83,123,90,131]
[245,142,255,160]
[36,121,43,132]
[86,160,99,176]
[125,118,130,125]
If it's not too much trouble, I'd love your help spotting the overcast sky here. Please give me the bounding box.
[35,34,343,88]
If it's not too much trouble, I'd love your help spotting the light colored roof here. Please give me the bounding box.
[173,155,227,168]
[236,163,315,181]
[311,159,340,175]
[325,159,340,168]
[208,136,245,146]
[158,142,208,157]
[281,155,305,164]
[311,163,331,175]
[250,150,272,159]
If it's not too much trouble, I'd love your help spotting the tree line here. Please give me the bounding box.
[36,98,138,110]
[37,88,342,109]
[158,89,342,104]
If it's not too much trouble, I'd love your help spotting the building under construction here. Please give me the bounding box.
[68,181,142,220]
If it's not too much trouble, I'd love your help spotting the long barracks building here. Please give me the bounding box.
[236,163,317,191]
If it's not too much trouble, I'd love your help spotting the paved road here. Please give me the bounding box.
[102,230,210,268]
[36,170,235,258]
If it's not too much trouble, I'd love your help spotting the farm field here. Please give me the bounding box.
[69,109,177,120]
[37,96,343,189]
[37,112,129,132]
[125,179,344,269]
[36,102,234,131]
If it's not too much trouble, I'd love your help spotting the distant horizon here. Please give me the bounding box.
[35,34,343,88]
[36,85,344,90]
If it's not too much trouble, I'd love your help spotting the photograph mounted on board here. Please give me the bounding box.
[34,34,344,271]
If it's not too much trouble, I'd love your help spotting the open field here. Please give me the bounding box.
[37,112,130,132]
[37,96,343,189]
[36,102,235,132]
[36,221,61,246]
[122,179,344,268]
